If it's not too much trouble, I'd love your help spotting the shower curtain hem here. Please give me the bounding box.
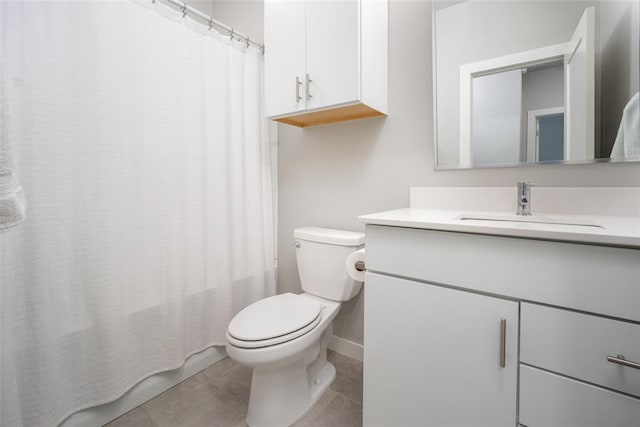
[55,342,228,427]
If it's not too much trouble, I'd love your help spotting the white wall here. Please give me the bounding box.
[210,0,639,345]
[211,0,264,44]
[184,0,213,16]
[186,1,263,44]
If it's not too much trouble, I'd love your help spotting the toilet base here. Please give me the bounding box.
[245,353,336,427]
[227,298,341,426]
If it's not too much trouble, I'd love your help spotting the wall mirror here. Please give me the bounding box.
[433,0,639,169]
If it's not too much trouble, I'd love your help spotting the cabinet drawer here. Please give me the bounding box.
[521,303,640,397]
[365,225,640,322]
[520,365,640,427]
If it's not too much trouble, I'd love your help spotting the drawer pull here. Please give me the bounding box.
[607,354,640,370]
[296,76,302,103]
[499,318,506,368]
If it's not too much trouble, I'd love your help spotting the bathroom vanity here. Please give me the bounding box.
[360,187,640,426]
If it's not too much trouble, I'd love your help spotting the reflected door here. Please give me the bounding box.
[472,70,522,165]
[564,7,595,161]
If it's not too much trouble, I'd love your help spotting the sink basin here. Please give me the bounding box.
[456,213,605,229]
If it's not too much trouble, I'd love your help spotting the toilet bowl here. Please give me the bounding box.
[225,227,365,427]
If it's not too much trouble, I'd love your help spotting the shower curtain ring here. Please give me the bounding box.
[181,4,187,17]
[208,18,214,31]
[229,28,235,40]
[245,38,250,48]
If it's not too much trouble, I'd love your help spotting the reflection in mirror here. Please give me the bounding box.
[468,58,567,165]
[434,0,640,169]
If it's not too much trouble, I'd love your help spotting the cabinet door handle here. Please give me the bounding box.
[499,318,506,368]
[306,73,312,101]
[607,354,640,370]
[296,76,302,103]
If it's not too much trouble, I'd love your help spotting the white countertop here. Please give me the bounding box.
[359,208,640,248]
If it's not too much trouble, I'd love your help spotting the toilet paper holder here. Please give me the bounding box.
[355,261,366,272]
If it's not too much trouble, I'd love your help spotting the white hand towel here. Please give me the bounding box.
[610,92,640,160]
[0,67,26,231]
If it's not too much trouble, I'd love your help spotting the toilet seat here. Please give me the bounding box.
[227,293,323,349]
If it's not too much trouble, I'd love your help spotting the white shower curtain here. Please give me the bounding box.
[0,1,276,425]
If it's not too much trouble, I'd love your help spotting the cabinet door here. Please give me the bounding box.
[264,0,306,117]
[363,273,518,427]
[305,0,360,110]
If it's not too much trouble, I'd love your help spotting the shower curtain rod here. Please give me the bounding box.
[158,0,264,53]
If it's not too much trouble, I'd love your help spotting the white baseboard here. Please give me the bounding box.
[61,346,227,427]
[328,335,363,362]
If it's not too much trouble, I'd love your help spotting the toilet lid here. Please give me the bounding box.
[227,293,322,343]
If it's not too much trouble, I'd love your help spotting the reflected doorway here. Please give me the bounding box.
[527,108,565,162]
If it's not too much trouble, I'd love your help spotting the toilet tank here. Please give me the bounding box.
[294,227,365,302]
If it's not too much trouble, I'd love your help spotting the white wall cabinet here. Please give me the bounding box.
[364,273,518,426]
[264,0,387,127]
[263,0,306,118]
[363,224,640,426]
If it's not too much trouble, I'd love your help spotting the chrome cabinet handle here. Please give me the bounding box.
[296,76,302,103]
[499,318,506,368]
[306,73,312,101]
[607,354,640,370]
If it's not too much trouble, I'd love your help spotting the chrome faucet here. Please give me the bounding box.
[516,182,535,215]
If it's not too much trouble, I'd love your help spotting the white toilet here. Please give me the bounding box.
[225,226,365,427]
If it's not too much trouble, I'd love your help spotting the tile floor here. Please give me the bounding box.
[104,351,363,427]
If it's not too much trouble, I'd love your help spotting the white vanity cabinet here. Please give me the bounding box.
[364,273,518,426]
[264,0,387,127]
[362,223,640,427]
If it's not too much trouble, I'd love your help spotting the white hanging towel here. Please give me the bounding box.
[0,67,25,231]
[610,92,640,160]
